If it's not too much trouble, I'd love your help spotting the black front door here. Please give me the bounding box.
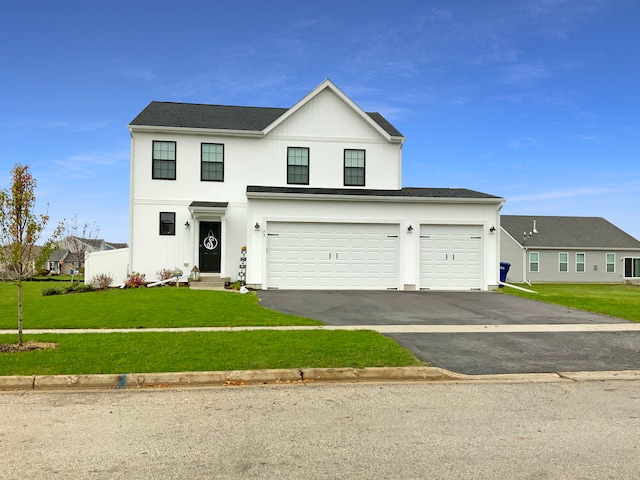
[199,221,221,273]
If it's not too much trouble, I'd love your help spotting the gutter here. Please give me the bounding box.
[246,191,505,205]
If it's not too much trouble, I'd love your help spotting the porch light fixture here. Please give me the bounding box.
[489,226,496,233]
[407,225,414,233]
[254,222,260,230]
[184,221,190,228]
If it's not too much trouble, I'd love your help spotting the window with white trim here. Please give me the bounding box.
[606,253,615,273]
[528,252,539,272]
[576,253,585,272]
[559,252,568,272]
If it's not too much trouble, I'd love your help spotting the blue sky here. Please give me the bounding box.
[1,0,639,243]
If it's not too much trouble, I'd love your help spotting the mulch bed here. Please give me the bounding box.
[0,341,58,353]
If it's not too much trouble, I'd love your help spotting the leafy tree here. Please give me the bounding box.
[0,164,62,345]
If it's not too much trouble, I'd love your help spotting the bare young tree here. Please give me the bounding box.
[0,164,62,345]
[61,213,101,271]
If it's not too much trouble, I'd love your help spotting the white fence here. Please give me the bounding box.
[84,248,129,287]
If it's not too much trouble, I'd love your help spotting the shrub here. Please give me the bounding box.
[41,286,64,296]
[70,283,94,293]
[156,268,173,281]
[125,272,146,288]
[41,283,94,296]
[90,273,114,290]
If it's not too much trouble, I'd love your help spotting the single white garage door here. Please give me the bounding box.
[420,225,482,290]
[267,222,399,289]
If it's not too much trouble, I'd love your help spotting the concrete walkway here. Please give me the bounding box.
[3,323,640,335]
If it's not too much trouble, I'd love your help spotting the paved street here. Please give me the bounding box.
[1,381,639,479]
[257,290,640,374]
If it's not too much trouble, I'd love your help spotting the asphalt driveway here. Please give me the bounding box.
[257,290,640,375]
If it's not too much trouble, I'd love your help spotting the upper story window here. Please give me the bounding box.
[287,147,309,185]
[159,212,175,235]
[344,149,365,186]
[201,143,224,182]
[528,252,539,272]
[606,253,616,273]
[558,252,568,272]
[152,141,176,180]
[576,253,586,272]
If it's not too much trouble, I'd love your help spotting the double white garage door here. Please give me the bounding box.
[266,222,483,290]
[267,222,399,289]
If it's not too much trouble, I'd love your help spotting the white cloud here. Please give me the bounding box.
[48,150,129,180]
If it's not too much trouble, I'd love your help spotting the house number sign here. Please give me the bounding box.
[203,231,219,251]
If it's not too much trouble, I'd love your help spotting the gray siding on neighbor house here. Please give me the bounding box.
[500,215,640,284]
[521,249,635,283]
[500,231,525,282]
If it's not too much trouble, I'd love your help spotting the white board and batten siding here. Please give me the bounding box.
[419,225,483,290]
[266,222,399,289]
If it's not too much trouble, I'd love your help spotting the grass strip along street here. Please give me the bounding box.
[0,282,425,376]
[501,283,640,322]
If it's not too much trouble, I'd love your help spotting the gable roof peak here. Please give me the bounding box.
[263,79,404,143]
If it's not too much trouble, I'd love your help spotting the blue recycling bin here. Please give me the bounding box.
[499,262,511,286]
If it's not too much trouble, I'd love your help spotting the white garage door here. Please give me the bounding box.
[267,222,399,289]
[420,225,482,290]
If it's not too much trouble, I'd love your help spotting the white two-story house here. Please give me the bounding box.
[127,79,504,290]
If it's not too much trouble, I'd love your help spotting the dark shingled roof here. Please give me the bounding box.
[189,201,229,209]
[246,185,502,200]
[501,215,640,249]
[130,101,403,137]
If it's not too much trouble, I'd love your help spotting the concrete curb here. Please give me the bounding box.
[1,367,639,391]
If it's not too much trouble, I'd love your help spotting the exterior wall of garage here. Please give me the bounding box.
[246,195,502,290]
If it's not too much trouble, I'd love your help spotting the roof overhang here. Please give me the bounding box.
[188,201,229,216]
[128,125,265,138]
[246,187,504,205]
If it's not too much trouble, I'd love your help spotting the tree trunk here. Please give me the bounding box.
[17,278,23,346]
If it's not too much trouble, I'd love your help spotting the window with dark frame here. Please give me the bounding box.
[287,147,309,185]
[344,149,365,186]
[625,257,640,278]
[159,212,176,235]
[201,143,224,182]
[152,141,176,180]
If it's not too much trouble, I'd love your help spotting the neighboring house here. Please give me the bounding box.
[126,79,504,290]
[0,245,42,280]
[49,237,127,275]
[500,215,640,284]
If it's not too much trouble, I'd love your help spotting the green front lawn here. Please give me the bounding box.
[0,281,322,329]
[501,283,640,322]
[0,281,426,375]
[0,331,425,376]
